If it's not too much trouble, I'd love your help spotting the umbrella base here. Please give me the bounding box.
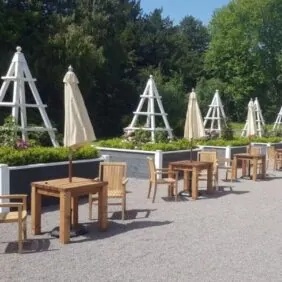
[50,224,88,238]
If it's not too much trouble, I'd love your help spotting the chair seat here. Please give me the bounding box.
[91,190,129,198]
[0,210,27,223]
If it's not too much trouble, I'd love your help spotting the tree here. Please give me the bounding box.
[205,0,282,122]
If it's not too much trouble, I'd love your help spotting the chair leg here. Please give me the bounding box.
[88,194,93,220]
[122,196,126,220]
[174,183,178,201]
[152,183,157,203]
[22,220,27,240]
[147,181,152,198]
[18,218,23,253]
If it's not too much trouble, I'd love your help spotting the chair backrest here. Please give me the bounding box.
[249,146,262,155]
[99,162,127,193]
[198,151,217,170]
[147,157,156,182]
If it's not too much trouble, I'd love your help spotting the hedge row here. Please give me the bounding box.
[0,145,99,166]
[96,137,282,151]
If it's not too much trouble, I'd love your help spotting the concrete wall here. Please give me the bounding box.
[98,148,155,179]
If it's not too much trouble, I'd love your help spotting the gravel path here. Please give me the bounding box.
[1,169,282,282]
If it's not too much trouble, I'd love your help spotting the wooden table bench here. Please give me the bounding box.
[31,177,108,244]
[168,160,213,200]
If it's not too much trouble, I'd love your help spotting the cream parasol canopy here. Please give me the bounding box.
[63,65,96,181]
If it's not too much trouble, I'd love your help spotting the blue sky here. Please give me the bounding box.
[140,0,231,25]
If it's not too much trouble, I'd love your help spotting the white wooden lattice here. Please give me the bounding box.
[241,97,264,137]
[203,90,227,136]
[0,46,58,146]
[273,106,282,131]
[124,75,173,142]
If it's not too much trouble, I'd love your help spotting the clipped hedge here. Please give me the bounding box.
[96,138,194,151]
[0,145,99,166]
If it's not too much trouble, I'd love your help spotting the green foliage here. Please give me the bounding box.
[221,120,234,140]
[96,138,193,151]
[134,129,151,144]
[0,116,19,147]
[0,145,98,166]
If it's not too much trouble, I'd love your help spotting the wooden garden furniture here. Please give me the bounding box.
[0,194,27,253]
[168,160,213,200]
[31,177,108,244]
[89,162,128,220]
[197,151,219,189]
[233,153,266,181]
[147,157,179,203]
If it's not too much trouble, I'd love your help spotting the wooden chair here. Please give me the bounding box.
[217,157,235,182]
[0,194,27,253]
[197,151,218,189]
[248,146,263,175]
[89,162,128,220]
[267,146,282,170]
[147,157,178,203]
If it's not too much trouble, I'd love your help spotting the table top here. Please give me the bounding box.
[169,160,213,169]
[234,153,265,159]
[32,177,107,192]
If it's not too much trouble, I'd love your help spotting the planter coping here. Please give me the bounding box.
[197,145,247,148]
[97,146,200,154]
[162,148,201,154]
[251,142,282,145]
[7,157,103,170]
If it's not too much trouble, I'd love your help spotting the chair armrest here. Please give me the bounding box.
[0,194,27,200]
[0,202,24,209]
[122,177,129,185]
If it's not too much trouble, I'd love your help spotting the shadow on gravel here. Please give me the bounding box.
[3,238,56,254]
[70,220,172,243]
[110,209,157,220]
[198,188,249,200]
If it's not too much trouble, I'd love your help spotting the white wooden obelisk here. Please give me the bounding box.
[203,90,227,136]
[0,46,58,146]
[124,75,173,143]
[273,106,282,131]
[253,97,265,137]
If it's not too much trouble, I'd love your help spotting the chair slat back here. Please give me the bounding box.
[100,162,127,193]
[147,157,156,182]
[249,147,261,155]
[198,151,217,164]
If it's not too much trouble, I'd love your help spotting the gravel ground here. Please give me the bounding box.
[1,169,282,282]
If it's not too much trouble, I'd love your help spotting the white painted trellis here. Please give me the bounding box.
[273,106,282,131]
[0,47,58,146]
[241,97,264,137]
[203,90,227,136]
[124,75,173,143]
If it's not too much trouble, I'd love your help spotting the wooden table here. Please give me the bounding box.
[31,177,108,244]
[168,160,213,200]
[233,153,266,181]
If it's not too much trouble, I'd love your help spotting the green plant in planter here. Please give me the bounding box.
[221,120,234,140]
[0,116,19,147]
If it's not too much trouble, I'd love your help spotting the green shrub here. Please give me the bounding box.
[0,145,98,166]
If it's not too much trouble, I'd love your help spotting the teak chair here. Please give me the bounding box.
[197,151,218,189]
[0,194,27,253]
[147,157,178,203]
[267,146,282,171]
[89,162,128,220]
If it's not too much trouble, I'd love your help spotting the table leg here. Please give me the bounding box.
[191,167,198,200]
[233,157,238,180]
[207,167,213,193]
[31,186,41,235]
[262,156,266,179]
[60,191,71,244]
[252,159,257,181]
[71,196,79,227]
[168,165,173,196]
[184,170,189,192]
[98,184,108,231]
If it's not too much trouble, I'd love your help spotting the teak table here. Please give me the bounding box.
[233,153,266,181]
[31,177,108,244]
[168,160,213,200]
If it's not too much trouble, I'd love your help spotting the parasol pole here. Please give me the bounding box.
[68,147,73,182]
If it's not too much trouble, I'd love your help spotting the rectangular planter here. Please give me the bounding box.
[97,147,200,179]
[0,158,102,210]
